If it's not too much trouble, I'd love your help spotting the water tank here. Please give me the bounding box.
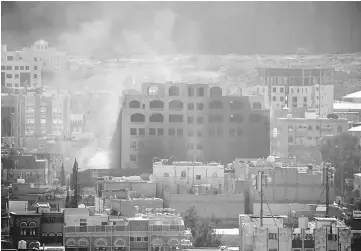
[266,156,276,163]
[18,240,27,250]
[17,179,25,184]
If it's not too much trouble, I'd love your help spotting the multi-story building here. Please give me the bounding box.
[273,111,349,159]
[115,82,270,170]
[24,93,70,138]
[1,44,42,89]
[152,160,225,194]
[250,67,335,118]
[239,214,352,251]
[9,203,64,249]
[63,208,186,251]
[1,93,26,147]
[21,40,67,73]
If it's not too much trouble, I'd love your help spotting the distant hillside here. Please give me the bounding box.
[2,2,361,55]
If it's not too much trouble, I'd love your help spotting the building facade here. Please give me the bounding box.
[25,93,69,138]
[152,161,225,194]
[251,67,336,118]
[22,40,67,73]
[1,44,42,89]
[9,203,64,249]
[1,93,26,147]
[116,82,270,170]
[273,112,349,158]
[64,210,186,251]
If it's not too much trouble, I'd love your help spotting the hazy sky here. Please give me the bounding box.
[2,2,361,55]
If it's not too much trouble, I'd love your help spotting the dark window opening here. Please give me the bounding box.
[149,113,164,123]
[130,113,145,123]
[169,86,180,96]
[149,100,164,109]
[169,114,183,123]
[129,100,141,108]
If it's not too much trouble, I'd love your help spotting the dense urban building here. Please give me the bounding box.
[273,111,349,158]
[249,67,336,118]
[152,160,225,194]
[9,203,64,249]
[113,82,270,170]
[63,208,186,251]
[1,44,42,89]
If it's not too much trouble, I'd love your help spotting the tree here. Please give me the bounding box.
[182,206,221,247]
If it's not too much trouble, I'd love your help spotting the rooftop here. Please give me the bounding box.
[348,126,361,132]
[343,91,361,99]
[333,102,361,110]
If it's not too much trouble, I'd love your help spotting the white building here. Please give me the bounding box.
[152,161,225,193]
[1,45,42,88]
[21,40,67,73]
[247,84,334,118]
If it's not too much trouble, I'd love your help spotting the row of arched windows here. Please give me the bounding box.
[129,100,262,110]
[130,113,249,123]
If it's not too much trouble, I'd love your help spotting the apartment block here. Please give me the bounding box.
[250,67,336,118]
[21,40,67,73]
[115,82,270,170]
[1,94,26,147]
[25,93,70,138]
[63,208,186,251]
[1,44,42,89]
[274,111,349,158]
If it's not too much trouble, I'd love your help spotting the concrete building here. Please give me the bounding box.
[109,198,164,217]
[273,111,349,158]
[24,93,70,138]
[115,82,270,170]
[63,208,186,251]
[1,44,42,89]
[239,214,352,251]
[21,40,67,73]
[152,161,225,194]
[96,176,157,199]
[1,93,26,147]
[254,67,336,118]
[9,203,64,249]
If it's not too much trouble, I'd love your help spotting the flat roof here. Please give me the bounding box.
[348,126,361,132]
[343,90,361,99]
[333,102,361,110]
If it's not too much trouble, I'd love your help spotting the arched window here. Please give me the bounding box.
[29,222,37,227]
[229,114,243,123]
[20,222,28,228]
[56,233,63,243]
[169,86,180,96]
[169,100,183,110]
[42,233,48,237]
[149,113,164,123]
[230,100,244,110]
[252,102,261,109]
[210,86,222,97]
[129,100,141,109]
[337,126,343,132]
[164,173,170,177]
[181,171,186,178]
[130,113,145,123]
[209,100,223,109]
[149,100,164,109]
